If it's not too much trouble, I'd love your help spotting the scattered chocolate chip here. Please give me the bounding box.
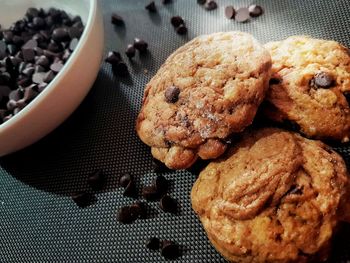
[235,7,250,22]
[269,78,281,85]
[119,173,132,188]
[161,240,180,259]
[130,202,147,219]
[312,72,334,89]
[72,192,94,208]
[145,1,157,12]
[125,44,136,58]
[197,0,206,5]
[87,170,105,190]
[225,6,236,19]
[160,195,177,213]
[165,86,180,103]
[205,0,218,10]
[142,185,160,201]
[36,55,50,68]
[105,51,122,65]
[0,41,7,59]
[146,237,160,250]
[112,62,129,76]
[22,66,35,77]
[133,38,148,53]
[117,206,136,224]
[176,25,188,35]
[111,13,124,25]
[171,16,184,28]
[248,4,263,17]
[123,180,137,198]
[155,175,168,194]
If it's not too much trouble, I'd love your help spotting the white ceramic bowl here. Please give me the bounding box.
[0,0,103,157]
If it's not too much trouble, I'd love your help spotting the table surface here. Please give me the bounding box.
[1,0,350,262]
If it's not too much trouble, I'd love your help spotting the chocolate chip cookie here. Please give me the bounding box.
[191,128,350,263]
[263,36,350,142]
[136,32,272,169]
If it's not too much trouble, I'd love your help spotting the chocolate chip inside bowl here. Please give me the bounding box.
[0,7,84,124]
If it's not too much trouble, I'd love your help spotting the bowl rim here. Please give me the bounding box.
[0,0,97,131]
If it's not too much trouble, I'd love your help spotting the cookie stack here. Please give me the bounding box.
[136,32,350,262]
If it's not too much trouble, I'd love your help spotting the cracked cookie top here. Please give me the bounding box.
[136,32,271,169]
[191,128,350,263]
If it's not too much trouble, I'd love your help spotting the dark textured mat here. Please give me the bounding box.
[1,0,350,262]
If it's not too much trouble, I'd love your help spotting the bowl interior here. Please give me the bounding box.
[0,0,90,28]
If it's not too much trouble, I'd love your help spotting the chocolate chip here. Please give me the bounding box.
[155,175,168,194]
[68,27,82,39]
[344,91,350,105]
[146,237,160,250]
[105,51,122,65]
[22,48,35,62]
[7,44,18,56]
[69,38,79,51]
[312,72,334,89]
[119,173,132,188]
[23,85,39,103]
[47,41,61,53]
[31,72,43,84]
[269,78,281,85]
[111,13,124,25]
[72,192,94,208]
[164,86,180,103]
[162,0,172,4]
[145,1,157,12]
[117,206,136,224]
[125,44,136,58]
[22,66,35,77]
[36,55,50,68]
[288,185,303,195]
[7,100,17,111]
[205,0,218,10]
[3,31,14,44]
[26,7,40,19]
[142,185,160,201]
[87,170,105,190]
[130,202,147,219]
[161,240,180,259]
[160,195,177,213]
[0,41,6,59]
[171,16,184,28]
[176,25,187,35]
[112,62,129,76]
[248,4,263,17]
[235,7,250,22]
[197,0,206,5]
[123,180,137,198]
[32,17,46,29]
[52,28,70,42]
[50,62,64,73]
[43,70,55,83]
[133,38,148,53]
[225,6,236,19]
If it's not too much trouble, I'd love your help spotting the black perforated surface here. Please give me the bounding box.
[1,0,350,262]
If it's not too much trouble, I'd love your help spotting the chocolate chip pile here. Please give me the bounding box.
[0,7,84,124]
